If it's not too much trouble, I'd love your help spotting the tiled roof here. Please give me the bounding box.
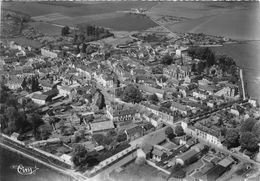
[31,93,48,100]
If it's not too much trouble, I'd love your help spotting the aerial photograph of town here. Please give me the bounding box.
[0,1,260,181]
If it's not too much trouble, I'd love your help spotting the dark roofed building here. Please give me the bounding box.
[124,125,143,141]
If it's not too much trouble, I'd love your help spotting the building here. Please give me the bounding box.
[124,125,143,141]
[192,90,209,100]
[31,93,49,105]
[106,102,137,126]
[152,145,167,162]
[171,101,190,115]
[41,48,58,58]
[176,149,199,166]
[57,84,79,97]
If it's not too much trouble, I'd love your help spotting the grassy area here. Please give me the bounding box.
[111,162,168,181]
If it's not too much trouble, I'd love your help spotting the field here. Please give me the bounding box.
[29,22,62,36]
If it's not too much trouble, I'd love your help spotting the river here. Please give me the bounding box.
[212,41,260,101]
[0,146,73,181]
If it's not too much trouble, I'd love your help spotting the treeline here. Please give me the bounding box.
[224,117,260,155]
[188,47,238,80]
[0,83,50,140]
[61,24,114,43]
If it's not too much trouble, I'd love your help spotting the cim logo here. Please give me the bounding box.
[11,164,39,175]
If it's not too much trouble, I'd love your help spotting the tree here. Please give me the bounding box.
[187,47,215,67]
[165,127,174,139]
[149,94,159,104]
[225,128,240,148]
[122,84,142,103]
[93,134,113,146]
[74,45,80,55]
[0,84,9,103]
[175,125,184,136]
[73,34,78,43]
[240,118,257,133]
[21,77,27,90]
[151,65,163,74]
[239,132,259,152]
[171,164,186,179]
[95,92,106,110]
[38,124,52,140]
[4,106,19,132]
[31,76,40,92]
[61,26,70,36]
[161,54,173,65]
[81,43,87,53]
[252,121,260,141]
[71,144,88,167]
[117,133,127,142]
[107,130,117,137]
[27,113,43,137]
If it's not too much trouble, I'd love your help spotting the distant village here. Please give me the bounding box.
[1,9,260,181]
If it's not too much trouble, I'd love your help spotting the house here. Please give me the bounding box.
[193,123,222,146]
[171,101,190,115]
[41,48,58,58]
[217,157,234,168]
[39,79,56,91]
[57,84,79,97]
[198,84,216,95]
[152,145,167,162]
[60,154,73,166]
[5,77,22,90]
[98,73,114,88]
[175,47,188,58]
[131,68,147,76]
[249,98,258,107]
[106,102,137,126]
[42,88,59,100]
[198,78,213,86]
[124,125,143,141]
[90,119,115,134]
[192,89,209,100]
[204,165,229,181]
[143,112,162,128]
[141,122,155,134]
